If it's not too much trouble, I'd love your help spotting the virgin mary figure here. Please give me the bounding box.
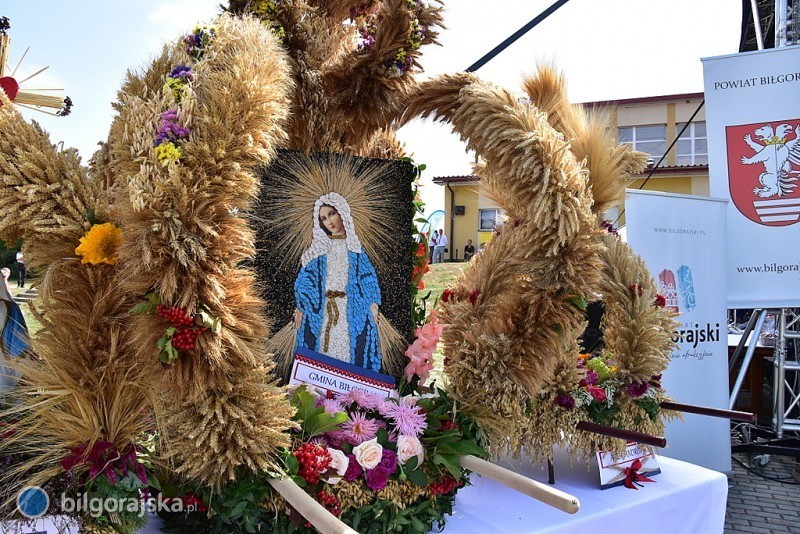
[293,192,382,371]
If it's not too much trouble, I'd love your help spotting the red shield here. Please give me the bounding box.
[725,119,800,227]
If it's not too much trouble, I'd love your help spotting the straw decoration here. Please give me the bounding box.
[109,15,298,487]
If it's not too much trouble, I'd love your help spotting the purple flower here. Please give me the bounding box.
[343,454,362,482]
[626,381,649,398]
[363,450,396,491]
[169,65,194,80]
[649,374,663,389]
[364,468,390,491]
[380,398,427,437]
[584,370,599,386]
[374,449,398,476]
[341,411,380,445]
[555,394,575,409]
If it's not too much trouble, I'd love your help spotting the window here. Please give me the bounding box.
[479,209,503,231]
[675,122,708,165]
[618,125,667,165]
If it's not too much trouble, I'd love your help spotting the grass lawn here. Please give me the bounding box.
[420,261,468,309]
[418,261,468,386]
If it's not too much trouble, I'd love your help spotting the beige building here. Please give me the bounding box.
[433,92,710,260]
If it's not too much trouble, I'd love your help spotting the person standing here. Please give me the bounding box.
[428,230,438,262]
[463,239,475,261]
[434,230,448,264]
[15,250,25,288]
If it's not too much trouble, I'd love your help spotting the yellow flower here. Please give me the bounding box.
[75,223,122,266]
[155,142,182,165]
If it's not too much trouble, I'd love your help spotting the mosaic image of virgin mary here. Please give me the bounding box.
[255,150,415,380]
[294,192,382,371]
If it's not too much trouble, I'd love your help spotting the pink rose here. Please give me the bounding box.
[396,435,425,466]
[322,448,349,485]
[586,386,607,403]
[352,438,383,470]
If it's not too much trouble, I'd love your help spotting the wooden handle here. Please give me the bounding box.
[576,421,667,448]
[268,477,358,534]
[660,401,757,422]
[459,455,580,514]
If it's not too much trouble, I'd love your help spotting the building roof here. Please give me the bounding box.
[634,164,709,176]
[581,92,704,108]
[431,175,479,185]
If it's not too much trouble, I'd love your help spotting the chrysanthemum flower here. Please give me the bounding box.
[341,411,380,445]
[75,222,122,266]
[380,397,426,437]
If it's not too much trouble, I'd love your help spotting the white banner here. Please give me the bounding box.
[702,47,800,308]
[626,190,730,473]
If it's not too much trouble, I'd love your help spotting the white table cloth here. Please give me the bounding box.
[3,452,728,534]
[446,450,728,533]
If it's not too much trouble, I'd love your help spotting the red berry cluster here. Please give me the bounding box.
[170,326,207,351]
[156,305,195,327]
[316,490,341,517]
[157,305,205,351]
[293,443,332,485]
[441,420,459,432]
[428,476,461,495]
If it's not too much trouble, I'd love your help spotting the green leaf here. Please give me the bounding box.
[285,453,299,475]
[408,469,428,486]
[417,164,427,171]
[303,411,348,438]
[146,292,162,306]
[404,455,419,471]
[129,301,155,315]
[568,294,588,312]
[229,500,248,518]
[433,453,463,479]
[377,428,389,446]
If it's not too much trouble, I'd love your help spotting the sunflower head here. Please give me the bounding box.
[75,222,122,266]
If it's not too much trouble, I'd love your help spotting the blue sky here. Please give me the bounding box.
[4,1,742,212]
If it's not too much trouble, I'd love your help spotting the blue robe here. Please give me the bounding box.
[1,299,30,394]
[294,251,382,371]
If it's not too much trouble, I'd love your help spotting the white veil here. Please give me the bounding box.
[300,192,363,267]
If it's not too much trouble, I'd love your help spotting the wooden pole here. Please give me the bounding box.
[576,421,667,448]
[268,478,357,534]
[459,455,579,514]
[660,401,757,422]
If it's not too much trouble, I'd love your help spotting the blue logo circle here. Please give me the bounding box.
[17,486,49,518]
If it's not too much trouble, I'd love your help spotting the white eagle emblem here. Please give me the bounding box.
[740,123,800,198]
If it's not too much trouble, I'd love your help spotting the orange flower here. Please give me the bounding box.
[75,222,122,266]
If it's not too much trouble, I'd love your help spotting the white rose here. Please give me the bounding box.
[396,435,425,466]
[323,448,349,485]
[353,438,383,470]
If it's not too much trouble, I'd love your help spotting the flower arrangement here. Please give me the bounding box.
[59,441,153,533]
[404,312,443,385]
[386,0,430,77]
[182,24,217,57]
[262,385,488,532]
[74,222,122,265]
[153,108,191,166]
[248,0,287,40]
[554,351,665,427]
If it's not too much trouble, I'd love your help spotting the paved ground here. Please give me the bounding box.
[725,444,800,533]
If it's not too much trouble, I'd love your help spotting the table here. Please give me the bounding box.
[446,450,728,533]
[4,453,728,534]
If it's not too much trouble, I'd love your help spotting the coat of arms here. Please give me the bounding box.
[725,119,800,226]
